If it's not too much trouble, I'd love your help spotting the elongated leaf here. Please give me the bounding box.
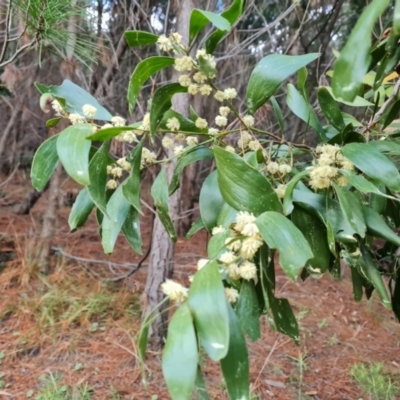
[207,231,231,259]
[350,266,364,302]
[269,296,299,344]
[206,0,244,53]
[151,167,177,242]
[169,146,214,195]
[287,84,327,142]
[31,134,59,191]
[214,147,281,215]
[297,67,309,101]
[160,109,206,133]
[186,217,205,240]
[121,206,142,254]
[270,96,284,135]
[198,55,217,78]
[392,268,400,321]
[342,143,400,192]
[256,211,313,281]
[150,83,187,136]
[101,185,131,254]
[57,124,92,186]
[323,86,374,107]
[86,126,139,141]
[35,80,112,120]
[217,203,238,228]
[358,243,391,309]
[124,30,159,47]
[333,183,366,237]
[199,171,225,233]
[127,57,175,114]
[68,187,94,231]
[189,9,230,44]
[195,368,211,400]
[188,261,229,361]
[46,117,61,128]
[332,0,390,101]
[283,170,309,215]
[394,0,400,35]
[221,304,250,400]
[317,87,345,130]
[291,207,331,274]
[236,281,261,341]
[88,141,111,215]
[246,53,320,114]
[122,140,144,214]
[162,304,198,400]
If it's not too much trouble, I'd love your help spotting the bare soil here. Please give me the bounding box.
[1,173,400,400]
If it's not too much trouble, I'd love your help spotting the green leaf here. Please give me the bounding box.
[217,203,238,228]
[214,147,281,215]
[86,126,139,141]
[363,207,400,247]
[150,83,187,136]
[236,280,261,341]
[286,84,327,142]
[205,0,244,53]
[46,117,61,128]
[169,146,214,195]
[186,217,205,240]
[246,53,320,115]
[331,0,390,101]
[151,167,177,242]
[197,55,217,79]
[270,96,284,135]
[291,207,331,274]
[162,304,198,400]
[323,86,374,107]
[342,143,400,192]
[35,80,112,121]
[358,243,391,309]
[317,87,345,131]
[121,206,142,255]
[31,134,59,191]
[199,171,225,233]
[122,140,144,214]
[160,110,206,134]
[350,266,364,302]
[68,187,94,231]
[127,57,175,114]
[188,261,229,361]
[333,183,366,237]
[392,267,400,321]
[394,0,400,35]
[189,9,230,44]
[283,170,309,216]
[101,185,131,254]
[256,211,313,281]
[269,296,299,344]
[207,231,231,259]
[124,30,159,47]
[297,67,309,101]
[87,141,111,215]
[195,368,211,400]
[220,304,250,400]
[57,124,92,186]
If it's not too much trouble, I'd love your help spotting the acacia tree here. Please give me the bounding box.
[31,0,400,397]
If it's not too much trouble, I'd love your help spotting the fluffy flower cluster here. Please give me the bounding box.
[141,147,157,169]
[309,144,354,190]
[157,32,183,53]
[161,279,188,303]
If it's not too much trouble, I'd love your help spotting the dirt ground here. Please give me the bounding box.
[1,173,400,400]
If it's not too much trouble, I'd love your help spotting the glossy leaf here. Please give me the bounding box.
[206,0,244,53]
[35,80,112,120]
[195,368,211,400]
[269,296,299,344]
[46,117,61,128]
[169,146,214,195]
[331,0,390,101]
[189,9,230,44]
[246,53,320,115]
[188,260,229,361]
[121,206,142,254]
[286,84,327,142]
[214,147,281,215]
[317,87,345,131]
[124,30,159,47]
[297,67,309,101]
[221,304,250,400]
[207,231,231,259]
[342,143,400,192]
[395,0,400,35]
[127,57,175,114]
[101,185,131,254]
[122,140,144,214]
[87,141,111,215]
[350,266,364,302]
[333,183,366,237]
[31,134,59,191]
[358,243,391,309]
[87,126,139,141]
[270,96,284,135]
[323,86,374,107]
[236,280,261,341]
[186,217,205,240]
[151,167,177,242]
[217,203,238,228]
[57,124,92,186]
[199,171,225,233]
[68,187,94,231]
[162,304,198,400]
[150,83,187,136]
[283,170,309,215]
[198,55,217,79]
[256,211,313,281]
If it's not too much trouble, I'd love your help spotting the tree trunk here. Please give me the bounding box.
[144,0,194,345]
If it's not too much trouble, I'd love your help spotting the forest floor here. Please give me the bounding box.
[0,173,400,400]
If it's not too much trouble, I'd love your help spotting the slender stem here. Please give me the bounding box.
[0,0,12,63]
